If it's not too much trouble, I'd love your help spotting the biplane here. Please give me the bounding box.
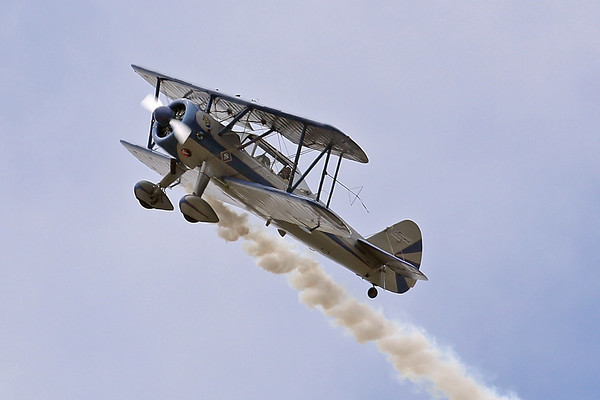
[122,65,427,298]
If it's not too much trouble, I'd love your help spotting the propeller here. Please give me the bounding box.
[141,94,163,112]
[169,119,192,144]
[141,94,192,144]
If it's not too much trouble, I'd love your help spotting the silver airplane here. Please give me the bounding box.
[122,65,427,298]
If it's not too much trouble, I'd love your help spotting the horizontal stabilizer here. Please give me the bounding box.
[222,177,352,238]
[358,238,428,281]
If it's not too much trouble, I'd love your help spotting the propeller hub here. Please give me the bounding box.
[154,106,174,126]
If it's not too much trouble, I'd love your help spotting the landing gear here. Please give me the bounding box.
[179,195,218,223]
[138,199,153,209]
[133,159,186,211]
[179,161,219,224]
[183,213,200,223]
[367,286,378,299]
[134,180,174,210]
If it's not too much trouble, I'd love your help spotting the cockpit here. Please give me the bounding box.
[236,132,313,196]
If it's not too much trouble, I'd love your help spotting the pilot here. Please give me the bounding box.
[256,154,271,168]
[278,165,292,181]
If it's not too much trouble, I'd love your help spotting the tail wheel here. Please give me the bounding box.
[367,286,378,299]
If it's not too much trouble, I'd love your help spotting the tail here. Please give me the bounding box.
[366,220,423,293]
[366,220,423,268]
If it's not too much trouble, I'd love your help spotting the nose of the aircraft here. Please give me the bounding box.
[153,105,174,126]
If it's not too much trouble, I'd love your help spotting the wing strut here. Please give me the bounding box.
[147,77,162,149]
[289,144,332,194]
[287,123,307,193]
[237,128,275,151]
[205,94,214,113]
[218,106,252,136]
[316,147,332,202]
[326,153,343,208]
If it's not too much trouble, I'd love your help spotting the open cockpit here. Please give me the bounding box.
[235,130,313,197]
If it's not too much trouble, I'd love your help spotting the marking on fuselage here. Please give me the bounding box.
[202,115,211,129]
[195,133,270,185]
[221,151,232,163]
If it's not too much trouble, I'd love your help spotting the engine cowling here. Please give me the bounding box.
[152,99,202,157]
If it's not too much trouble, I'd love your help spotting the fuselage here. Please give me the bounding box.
[150,98,409,294]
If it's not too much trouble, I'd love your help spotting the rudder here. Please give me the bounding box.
[366,220,423,269]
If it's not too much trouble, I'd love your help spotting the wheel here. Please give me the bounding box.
[183,213,200,223]
[139,199,153,209]
[367,286,378,299]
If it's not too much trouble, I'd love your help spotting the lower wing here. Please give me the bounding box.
[221,177,352,238]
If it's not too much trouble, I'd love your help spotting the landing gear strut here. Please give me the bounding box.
[367,286,378,299]
[179,161,219,223]
[133,159,186,211]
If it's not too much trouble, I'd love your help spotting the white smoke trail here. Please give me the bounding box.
[211,200,518,400]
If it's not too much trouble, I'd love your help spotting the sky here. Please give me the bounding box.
[1,1,599,399]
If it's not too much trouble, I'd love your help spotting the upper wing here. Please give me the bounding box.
[220,177,352,238]
[132,65,368,164]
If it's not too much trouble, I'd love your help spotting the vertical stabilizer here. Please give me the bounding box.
[366,220,423,269]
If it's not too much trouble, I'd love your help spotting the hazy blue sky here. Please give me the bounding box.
[2,1,599,399]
